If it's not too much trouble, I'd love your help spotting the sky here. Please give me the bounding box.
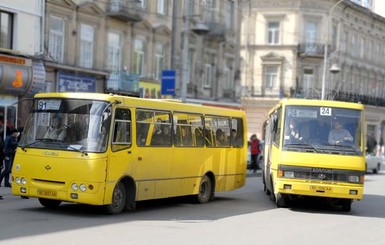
[374,0,385,17]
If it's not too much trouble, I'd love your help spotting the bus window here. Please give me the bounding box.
[136,109,171,147]
[112,108,131,151]
[231,118,244,147]
[205,116,231,147]
[174,112,203,147]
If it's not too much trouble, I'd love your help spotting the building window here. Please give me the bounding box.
[157,0,167,15]
[360,37,365,59]
[139,0,147,9]
[134,38,146,76]
[351,34,356,57]
[303,68,314,92]
[203,64,212,88]
[332,24,338,50]
[267,21,280,45]
[224,68,233,90]
[305,21,318,53]
[155,43,165,79]
[203,0,214,22]
[225,0,234,30]
[0,11,13,49]
[107,32,122,71]
[79,23,94,68]
[264,66,278,89]
[188,49,195,86]
[48,16,65,63]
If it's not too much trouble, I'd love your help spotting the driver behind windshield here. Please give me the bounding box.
[328,119,353,145]
[44,114,66,140]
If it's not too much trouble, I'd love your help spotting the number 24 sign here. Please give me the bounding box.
[320,107,332,116]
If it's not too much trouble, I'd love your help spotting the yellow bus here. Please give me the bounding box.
[263,99,365,212]
[11,92,247,214]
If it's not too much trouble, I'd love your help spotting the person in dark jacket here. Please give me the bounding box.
[0,128,20,187]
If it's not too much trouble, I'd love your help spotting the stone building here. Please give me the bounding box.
[0,0,45,135]
[240,0,385,147]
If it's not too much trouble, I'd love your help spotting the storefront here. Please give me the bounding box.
[0,52,45,138]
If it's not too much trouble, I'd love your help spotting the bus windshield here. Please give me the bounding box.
[283,105,363,155]
[20,98,111,153]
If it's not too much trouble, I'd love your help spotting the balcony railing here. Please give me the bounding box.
[293,88,385,107]
[298,42,336,58]
[106,0,144,22]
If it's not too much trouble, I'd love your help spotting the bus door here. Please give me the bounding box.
[134,109,173,200]
[109,108,134,184]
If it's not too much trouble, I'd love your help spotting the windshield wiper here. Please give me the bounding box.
[284,143,320,153]
[20,138,57,151]
[67,145,88,156]
[332,144,362,155]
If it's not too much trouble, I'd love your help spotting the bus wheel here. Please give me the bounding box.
[105,182,127,214]
[275,193,287,208]
[38,198,61,209]
[196,175,212,204]
[341,199,352,212]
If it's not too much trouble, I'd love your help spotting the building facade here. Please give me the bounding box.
[0,0,45,136]
[240,0,385,149]
[0,0,243,135]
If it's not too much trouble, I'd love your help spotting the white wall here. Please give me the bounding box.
[0,0,43,55]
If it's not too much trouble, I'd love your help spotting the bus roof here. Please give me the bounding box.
[34,92,245,117]
[268,98,365,115]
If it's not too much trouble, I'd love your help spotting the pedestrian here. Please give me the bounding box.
[250,134,261,173]
[0,128,20,187]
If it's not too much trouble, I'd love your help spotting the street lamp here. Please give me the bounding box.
[180,0,209,102]
[321,0,344,100]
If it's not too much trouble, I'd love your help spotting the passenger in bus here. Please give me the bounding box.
[285,118,302,143]
[179,127,193,146]
[151,120,163,145]
[195,128,204,146]
[231,129,243,146]
[161,125,171,145]
[216,129,228,146]
[44,114,66,140]
[328,119,353,145]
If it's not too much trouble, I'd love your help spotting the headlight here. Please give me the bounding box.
[79,184,87,192]
[71,183,78,191]
[21,178,27,185]
[284,171,295,178]
[15,177,21,184]
[348,176,360,183]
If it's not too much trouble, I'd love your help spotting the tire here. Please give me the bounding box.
[275,193,287,208]
[373,163,381,174]
[341,199,352,212]
[38,198,61,209]
[105,182,127,214]
[196,175,212,204]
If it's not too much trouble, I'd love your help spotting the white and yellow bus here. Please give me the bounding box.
[263,99,365,212]
[12,92,247,214]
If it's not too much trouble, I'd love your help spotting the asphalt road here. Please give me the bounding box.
[1,170,385,245]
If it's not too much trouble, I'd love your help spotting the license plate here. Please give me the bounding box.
[310,185,332,192]
[37,189,57,198]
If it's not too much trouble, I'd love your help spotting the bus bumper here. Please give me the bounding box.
[275,179,363,200]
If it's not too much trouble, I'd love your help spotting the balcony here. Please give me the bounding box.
[222,89,234,98]
[106,0,144,22]
[298,42,336,58]
[205,21,226,41]
[106,71,140,96]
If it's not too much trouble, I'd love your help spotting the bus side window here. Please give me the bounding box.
[194,127,204,146]
[112,108,131,151]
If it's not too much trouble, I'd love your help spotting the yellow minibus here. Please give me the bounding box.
[12,92,247,214]
[263,99,365,211]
